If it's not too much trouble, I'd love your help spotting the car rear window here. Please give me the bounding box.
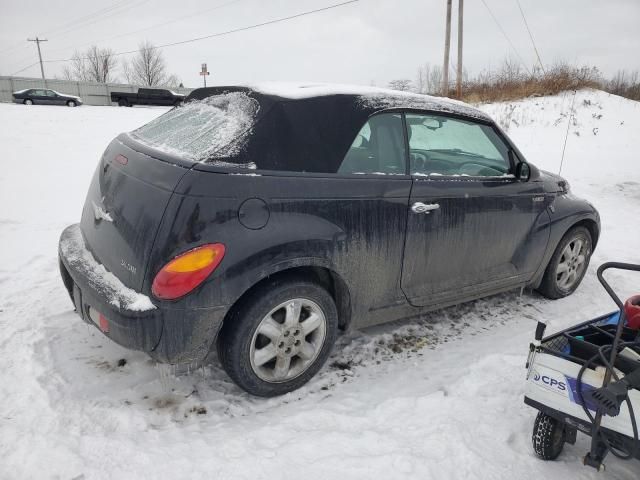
[130,91,260,163]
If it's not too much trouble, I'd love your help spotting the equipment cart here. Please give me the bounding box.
[524,262,640,471]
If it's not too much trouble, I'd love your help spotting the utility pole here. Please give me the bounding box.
[442,0,452,97]
[456,0,464,99]
[27,37,48,80]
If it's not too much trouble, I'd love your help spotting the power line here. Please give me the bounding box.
[0,0,131,59]
[43,0,361,64]
[0,41,30,57]
[515,0,545,74]
[46,0,244,56]
[9,62,40,76]
[41,0,133,37]
[479,0,532,75]
[44,1,150,43]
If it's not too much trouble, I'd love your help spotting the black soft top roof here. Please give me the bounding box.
[186,83,492,173]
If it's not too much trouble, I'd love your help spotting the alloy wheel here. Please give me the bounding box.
[249,298,327,383]
[556,237,590,290]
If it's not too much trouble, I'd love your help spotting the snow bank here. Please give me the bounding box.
[59,224,155,312]
[130,91,259,163]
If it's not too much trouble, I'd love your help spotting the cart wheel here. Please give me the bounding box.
[532,412,566,460]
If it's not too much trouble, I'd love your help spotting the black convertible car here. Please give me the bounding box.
[59,84,599,396]
[13,88,82,106]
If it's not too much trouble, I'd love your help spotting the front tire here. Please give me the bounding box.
[218,279,338,397]
[532,412,566,460]
[537,226,592,299]
[24,99,33,105]
[67,100,77,107]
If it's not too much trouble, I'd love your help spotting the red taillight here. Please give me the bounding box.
[151,244,225,300]
[99,313,110,333]
[115,154,128,165]
[88,307,109,333]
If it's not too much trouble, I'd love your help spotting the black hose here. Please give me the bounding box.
[576,340,639,460]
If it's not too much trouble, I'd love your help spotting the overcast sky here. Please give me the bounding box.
[1,0,639,87]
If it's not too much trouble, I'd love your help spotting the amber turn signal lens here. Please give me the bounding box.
[151,244,225,300]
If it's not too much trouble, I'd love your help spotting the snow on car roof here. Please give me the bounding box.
[245,82,491,121]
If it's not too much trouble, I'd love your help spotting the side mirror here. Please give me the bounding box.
[515,162,531,182]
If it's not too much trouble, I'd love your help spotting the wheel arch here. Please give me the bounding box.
[530,215,600,289]
[569,218,599,248]
[219,265,352,338]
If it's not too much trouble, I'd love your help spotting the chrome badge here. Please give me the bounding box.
[92,198,113,223]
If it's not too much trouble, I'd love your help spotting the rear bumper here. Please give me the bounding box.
[58,224,227,364]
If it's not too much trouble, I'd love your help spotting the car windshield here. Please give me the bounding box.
[130,91,260,163]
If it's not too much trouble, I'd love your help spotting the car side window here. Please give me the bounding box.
[45,90,56,96]
[33,90,46,96]
[406,113,511,177]
[338,113,406,175]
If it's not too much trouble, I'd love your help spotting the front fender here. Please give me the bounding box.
[530,193,600,288]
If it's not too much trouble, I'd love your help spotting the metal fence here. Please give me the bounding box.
[0,76,194,106]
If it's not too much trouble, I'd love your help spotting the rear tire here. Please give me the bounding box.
[218,278,338,397]
[532,412,566,460]
[537,226,592,299]
[118,98,129,107]
[24,99,33,105]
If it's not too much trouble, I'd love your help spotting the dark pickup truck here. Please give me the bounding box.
[110,88,185,107]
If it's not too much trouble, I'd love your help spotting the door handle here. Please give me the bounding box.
[411,202,440,214]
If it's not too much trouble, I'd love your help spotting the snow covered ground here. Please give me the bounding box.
[0,90,638,479]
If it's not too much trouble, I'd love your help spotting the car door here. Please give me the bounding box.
[158,90,172,105]
[301,111,411,327]
[400,112,550,307]
[136,89,147,105]
[46,90,64,105]
[147,89,162,105]
[31,89,48,104]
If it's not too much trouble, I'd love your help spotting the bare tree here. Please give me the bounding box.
[416,64,443,95]
[607,70,640,101]
[86,46,117,83]
[387,79,413,91]
[121,41,178,87]
[62,46,117,83]
[163,74,182,88]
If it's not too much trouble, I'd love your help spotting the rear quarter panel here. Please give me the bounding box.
[145,171,412,328]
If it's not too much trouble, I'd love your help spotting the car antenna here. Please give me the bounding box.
[558,89,577,175]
